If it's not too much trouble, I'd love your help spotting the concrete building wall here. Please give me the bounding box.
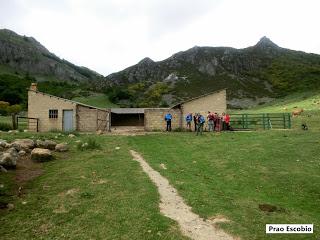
[144,108,182,131]
[28,90,76,132]
[77,105,98,132]
[181,89,226,117]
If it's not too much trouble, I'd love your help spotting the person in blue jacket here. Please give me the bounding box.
[164,112,172,131]
[196,113,205,135]
[185,113,193,131]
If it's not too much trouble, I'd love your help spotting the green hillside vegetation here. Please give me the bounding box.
[229,91,320,131]
[72,94,118,108]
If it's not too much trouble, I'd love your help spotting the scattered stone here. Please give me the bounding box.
[0,184,4,188]
[0,165,8,172]
[82,143,88,148]
[7,203,14,211]
[35,140,57,150]
[115,147,120,150]
[31,148,53,162]
[75,140,81,143]
[0,148,18,168]
[160,163,167,170]
[18,150,26,156]
[96,130,103,135]
[8,130,13,133]
[21,201,27,205]
[44,140,57,150]
[55,143,69,152]
[68,134,75,138]
[5,143,11,148]
[12,139,35,152]
[0,139,7,147]
[23,129,28,133]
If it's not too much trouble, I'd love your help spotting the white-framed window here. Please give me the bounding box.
[49,109,58,119]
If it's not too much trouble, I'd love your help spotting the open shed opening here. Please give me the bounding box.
[111,108,145,127]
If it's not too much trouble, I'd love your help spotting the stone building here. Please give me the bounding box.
[145,89,226,131]
[28,83,110,132]
[27,83,226,132]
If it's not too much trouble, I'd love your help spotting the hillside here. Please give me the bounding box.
[105,37,320,108]
[0,29,103,83]
[0,29,106,106]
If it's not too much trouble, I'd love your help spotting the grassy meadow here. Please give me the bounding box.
[0,130,319,240]
[0,133,186,240]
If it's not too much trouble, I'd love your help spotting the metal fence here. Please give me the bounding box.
[229,113,291,130]
[17,116,39,132]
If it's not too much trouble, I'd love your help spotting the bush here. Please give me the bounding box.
[77,138,101,151]
[0,122,12,131]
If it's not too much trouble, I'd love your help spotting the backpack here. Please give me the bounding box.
[186,114,192,122]
[165,113,172,121]
[199,115,205,124]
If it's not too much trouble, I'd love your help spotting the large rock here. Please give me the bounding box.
[0,139,7,148]
[12,139,35,152]
[35,140,57,150]
[31,148,53,162]
[55,143,69,152]
[0,148,18,168]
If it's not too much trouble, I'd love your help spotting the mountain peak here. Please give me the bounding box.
[138,57,155,65]
[255,36,279,49]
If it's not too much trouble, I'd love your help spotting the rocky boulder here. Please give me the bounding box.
[12,139,35,152]
[0,139,7,148]
[31,148,53,162]
[0,148,18,168]
[55,143,69,152]
[35,140,57,150]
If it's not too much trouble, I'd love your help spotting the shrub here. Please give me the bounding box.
[77,138,101,151]
[0,122,12,131]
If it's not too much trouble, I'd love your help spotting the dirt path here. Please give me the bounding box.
[130,150,237,240]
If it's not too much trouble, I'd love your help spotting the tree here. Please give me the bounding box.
[0,102,22,129]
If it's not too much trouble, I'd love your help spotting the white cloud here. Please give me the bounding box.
[0,0,320,75]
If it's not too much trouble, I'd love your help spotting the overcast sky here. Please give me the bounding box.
[1,0,320,75]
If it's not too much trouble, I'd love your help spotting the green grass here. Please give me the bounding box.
[0,115,28,131]
[229,91,320,131]
[1,129,319,239]
[0,133,186,240]
[231,91,320,113]
[129,132,320,240]
[72,94,118,108]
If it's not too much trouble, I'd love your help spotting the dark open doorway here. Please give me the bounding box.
[110,108,145,127]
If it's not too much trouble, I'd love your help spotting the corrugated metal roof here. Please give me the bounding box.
[111,108,145,114]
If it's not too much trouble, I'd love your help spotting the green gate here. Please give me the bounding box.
[229,113,291,130]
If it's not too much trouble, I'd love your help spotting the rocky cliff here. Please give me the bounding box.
[0,29,102,83]
[105,37,320,108]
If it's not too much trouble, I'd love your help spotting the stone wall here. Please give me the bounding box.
[181,89,226,116]
[28,90,76,132]
[77,105,98,132]
[144,108,182,131]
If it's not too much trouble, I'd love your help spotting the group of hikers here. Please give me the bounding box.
[164,111,231,135]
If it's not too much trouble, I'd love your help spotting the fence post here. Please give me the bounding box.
[283,113,286,129]
[262,113,266,129]
[245,114,249,129]
[288,113,291,129]
[242,114,245,129]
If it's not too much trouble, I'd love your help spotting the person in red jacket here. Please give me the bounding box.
[222,112,231,130]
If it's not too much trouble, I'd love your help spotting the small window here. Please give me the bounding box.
[49,109,58,119]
